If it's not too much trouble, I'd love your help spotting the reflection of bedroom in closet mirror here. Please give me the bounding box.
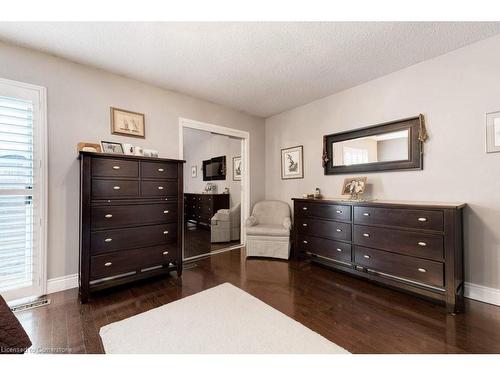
[486,111,500,153]
[281,145,303,180]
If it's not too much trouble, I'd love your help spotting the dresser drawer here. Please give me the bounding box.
[92,158,138,178]
[141,161,178,179]
[297,218,351,242]
[353,225,444,261]
[354,246,444,288]
[90,244,177,279]
[141,180,178,197]
[296,202,351,222]
[92,179,139,199]
[298,234,351,263]
[353,206,444,231]
[91,203,177,230]
[90,223,177,255]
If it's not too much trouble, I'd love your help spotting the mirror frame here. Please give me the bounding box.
[323,115,424,175]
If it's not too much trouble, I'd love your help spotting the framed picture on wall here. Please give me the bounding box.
[233,156,242,181]
[281,145,303,180]
[486,111,500,153]
[110,107,145,138]
[191,165,197,178]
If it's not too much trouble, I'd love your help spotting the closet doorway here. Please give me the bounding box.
[179,118,249,260]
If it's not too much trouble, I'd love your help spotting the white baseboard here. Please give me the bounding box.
[46,273,78,294]
[464,282,500,306]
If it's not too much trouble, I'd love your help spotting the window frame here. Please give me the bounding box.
[0,77,47,302]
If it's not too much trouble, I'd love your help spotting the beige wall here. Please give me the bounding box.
[265,34,500,291]
[183,128,241,207]
[0,41,265,280]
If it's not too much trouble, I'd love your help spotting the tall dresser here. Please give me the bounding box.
[292,198,465,313]
[184,193,230,227]
[79,151,184,303]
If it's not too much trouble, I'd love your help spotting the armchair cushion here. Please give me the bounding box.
[246,215,258,227]
[246,224,289,237]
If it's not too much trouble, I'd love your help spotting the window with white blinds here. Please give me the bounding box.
[0,79,46,302]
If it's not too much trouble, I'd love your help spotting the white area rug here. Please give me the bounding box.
[99,282,349,354]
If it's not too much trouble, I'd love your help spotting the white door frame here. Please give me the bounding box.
[0,77,48,302]
[179,118,250,260]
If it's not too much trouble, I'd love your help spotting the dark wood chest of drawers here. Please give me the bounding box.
[184,193,230,227]
[79,152,184,303]
[292,198,465,313]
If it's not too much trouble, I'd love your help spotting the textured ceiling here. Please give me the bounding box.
[0,22,499,117]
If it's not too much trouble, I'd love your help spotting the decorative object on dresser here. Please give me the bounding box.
[323,115,427,175]
[486,111,500,153]
[100,141,124,154]
[77,142,101,153]
[79,151,184,303]
[341,176,367,200]
[281,145,304,180]
[110,107,145,138]
[292,198,465,313]
[184,193,230,227]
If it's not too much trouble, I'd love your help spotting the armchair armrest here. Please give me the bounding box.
[246,215,258,227]
[283,217,292,230]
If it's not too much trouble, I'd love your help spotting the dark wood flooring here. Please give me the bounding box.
[14,248,500,354]
[184,222,241,259]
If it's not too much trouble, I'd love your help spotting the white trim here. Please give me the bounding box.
[179,118,250,261]
[46,274,79,294]
[0,77,48,301]
[464,282,500,306]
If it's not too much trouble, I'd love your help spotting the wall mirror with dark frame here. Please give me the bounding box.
[323,115,425,175]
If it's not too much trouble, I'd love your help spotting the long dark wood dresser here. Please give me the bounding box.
[184,193,230,227]
[292,198,465,313]
[79,151,184,303]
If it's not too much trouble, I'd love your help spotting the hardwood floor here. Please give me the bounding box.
[14,248,500,354]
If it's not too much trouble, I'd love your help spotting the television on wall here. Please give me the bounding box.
[202,156,226,181]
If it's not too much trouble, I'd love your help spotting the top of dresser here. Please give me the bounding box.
[79,150,185,163]
[292,197,466,209]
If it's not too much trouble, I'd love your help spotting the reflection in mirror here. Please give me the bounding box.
[332,129,409,167]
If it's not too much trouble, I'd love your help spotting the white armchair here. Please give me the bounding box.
[245,200,291,260]
[211,203,241,243]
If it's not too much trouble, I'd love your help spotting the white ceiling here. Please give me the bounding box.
[0,22,499,118]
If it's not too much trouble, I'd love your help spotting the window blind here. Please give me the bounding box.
[0,95,36,293]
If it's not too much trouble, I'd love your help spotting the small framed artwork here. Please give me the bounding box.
[110,107,145,138]
[281,145,303,180]
[191,165,197,178]
[341,176,367,199]
[486,111,500,153]
[233,156,242,181]
[101,141,124,154]
[77,142,101,153]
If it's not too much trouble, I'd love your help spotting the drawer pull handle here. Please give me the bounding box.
[163,251,169,255]
[112,166,120,170]
[104,238,112,243]
[303,240,308,244]
[363,255,371,259]
[418,241,427,247]
[302,223,308,227]
[105,214,113,218]
[165,198,168,201]
[158,168,164,172]
[336,229,342,232]
[113,186,121,190]
[418,268,427,273]
[363,233,370,237]
[158,186,164,190]
[302,207,308,210]
[163,230,169,234]
[163,210,169,214]
[336,210,342,214]
[336,248,342,252]
[418,217,427,222]
[363,212,370,216]
[104,262,112,267]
